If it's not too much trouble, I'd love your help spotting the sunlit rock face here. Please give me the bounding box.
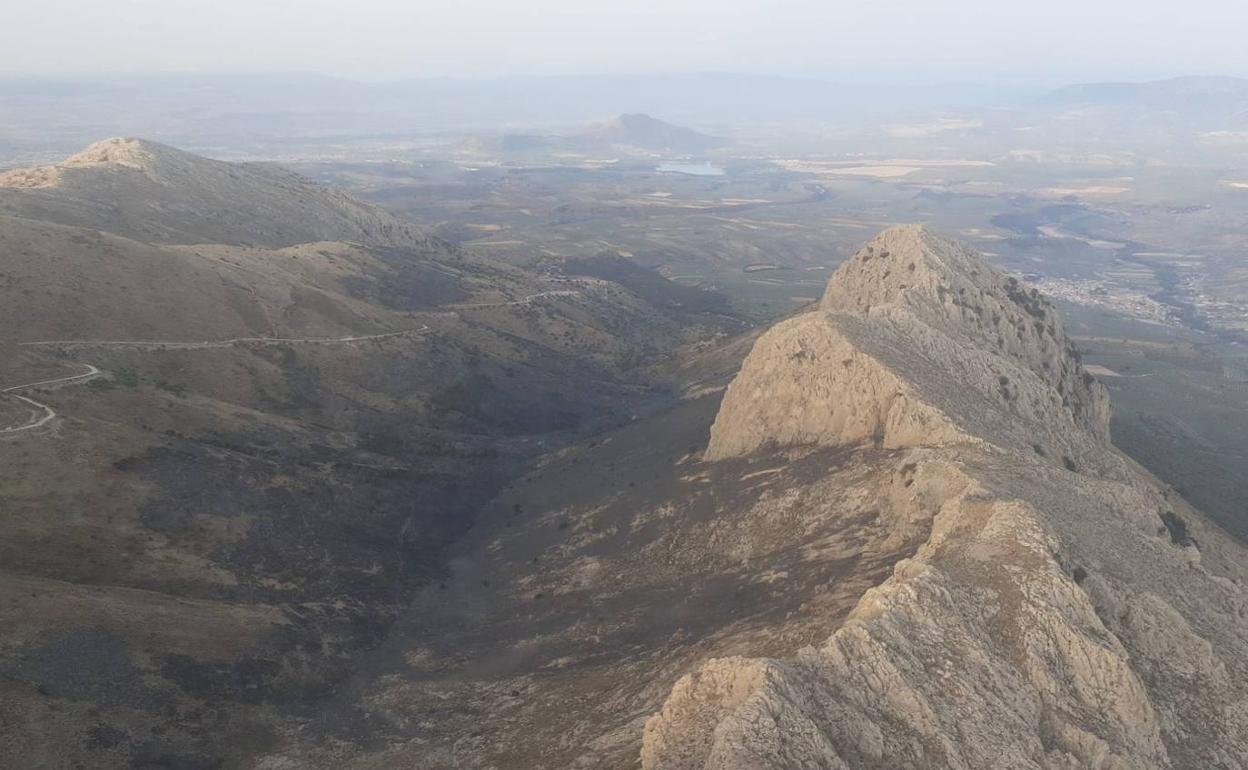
[649,226,1248,770]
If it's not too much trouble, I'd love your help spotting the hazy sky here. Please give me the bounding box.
[7,0,1248,83]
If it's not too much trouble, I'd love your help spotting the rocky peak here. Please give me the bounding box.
[1,138,176,188]
[819,223,981,315]
[822,225,1108,437]
[649,227,1248,770]
[62,137,161,171]
[705,225,1110,462]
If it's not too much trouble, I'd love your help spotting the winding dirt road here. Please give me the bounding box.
[2,289,577,434]
[451,290,580,309]
[3,326,440,434]
[14,289,575,351]
[1,364,101,435]
[17,327,430,350]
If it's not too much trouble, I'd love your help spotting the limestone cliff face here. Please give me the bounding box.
[702,311,969,459]
[708,225,1109,462]
[648,227,1248,770]
[706,226,1111,468]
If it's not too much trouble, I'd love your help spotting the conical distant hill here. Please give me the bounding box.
[574,113,722,153]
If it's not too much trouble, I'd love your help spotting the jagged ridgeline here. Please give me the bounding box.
[645,226,1248,770]
[707,224,1111,464]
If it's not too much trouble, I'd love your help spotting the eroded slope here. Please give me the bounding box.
[645,227,1248,770]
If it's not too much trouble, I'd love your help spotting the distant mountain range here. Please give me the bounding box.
[6,75,1248,161]
[0,74,1040,159]
[1038,75,1248,109]
[1032,76,1248,130]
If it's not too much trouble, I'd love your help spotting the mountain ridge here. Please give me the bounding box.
[0,136,438,248]
[643,226,1248,770]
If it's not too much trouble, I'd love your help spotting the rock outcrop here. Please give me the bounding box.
[647,226,1248,769]
[707,225,1110,462]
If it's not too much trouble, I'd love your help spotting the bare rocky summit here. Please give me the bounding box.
[707,225,1110,462]
[645,226,1248,769]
